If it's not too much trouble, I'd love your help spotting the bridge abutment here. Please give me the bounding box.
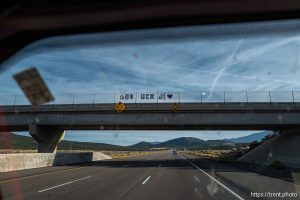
[238,130,300,168]
[29,124,65,153]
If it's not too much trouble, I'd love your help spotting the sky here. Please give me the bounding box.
[1,19,300,145]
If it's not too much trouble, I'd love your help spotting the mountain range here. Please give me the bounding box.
[129,131,270,150]
[0,131,271,151]
[130,137,238,150]
[225,131,272,143]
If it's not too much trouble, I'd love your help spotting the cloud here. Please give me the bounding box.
[3,19,300,143]
[208,25,251,95]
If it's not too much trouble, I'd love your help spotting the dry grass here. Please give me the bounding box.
[101,151,162,159]
[182,150,233,160]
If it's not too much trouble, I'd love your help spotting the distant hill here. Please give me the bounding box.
[128,133,270,150]
[59,140,127,151]
[149,141,161,145]
[157,137,205,148]
[154,137,238,150]
[0,132,269,151]
[225,131,272,143]
[129,141,155,149]
[0,132,129,151]
[0,132,37,150]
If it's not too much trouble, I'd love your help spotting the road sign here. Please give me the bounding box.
[171,103,180,111]
[115,102,126,113]
[13,67,54,106]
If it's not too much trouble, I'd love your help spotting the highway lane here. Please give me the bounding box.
[118,152,244,200]
[0,150,299,200]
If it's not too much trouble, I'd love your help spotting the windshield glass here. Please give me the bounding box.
[0,19,300,200]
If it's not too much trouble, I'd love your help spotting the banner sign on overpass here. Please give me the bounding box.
[116,92,180,103]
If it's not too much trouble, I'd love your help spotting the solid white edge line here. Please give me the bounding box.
[38,176,92,193]
[179,154,245,200]
[142,176,151,185]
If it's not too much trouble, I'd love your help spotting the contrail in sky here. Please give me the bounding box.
[208,26,251,98]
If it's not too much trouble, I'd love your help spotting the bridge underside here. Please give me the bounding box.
[3,124,300,131]
[1,103,300,152]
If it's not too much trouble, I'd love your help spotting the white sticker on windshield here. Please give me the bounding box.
[13,67,54,106]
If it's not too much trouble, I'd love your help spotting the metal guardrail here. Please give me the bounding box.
[1,91,300,106]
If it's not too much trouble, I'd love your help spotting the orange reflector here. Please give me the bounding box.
[115,102,126,113]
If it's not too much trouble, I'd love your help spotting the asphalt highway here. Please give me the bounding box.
[0,150,299,200]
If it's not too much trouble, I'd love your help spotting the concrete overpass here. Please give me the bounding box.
[1,102,300,153]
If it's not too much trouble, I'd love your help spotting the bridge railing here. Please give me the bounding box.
[1,91,300,106]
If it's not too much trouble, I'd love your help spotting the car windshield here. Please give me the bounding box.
[0,19,300,200]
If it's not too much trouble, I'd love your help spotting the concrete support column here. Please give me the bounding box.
[29,124,65,153]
